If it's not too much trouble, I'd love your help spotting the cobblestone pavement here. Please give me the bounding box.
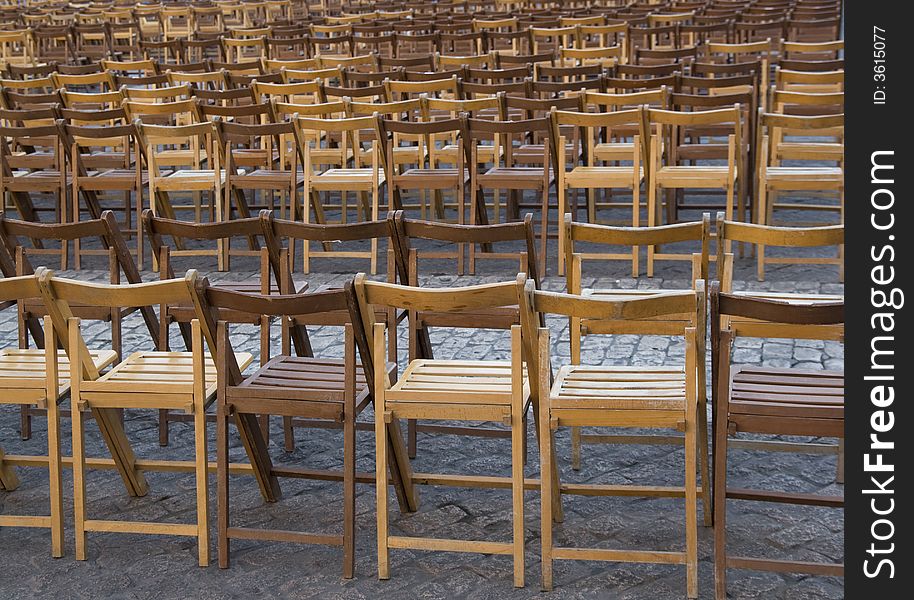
[0,206,843,599]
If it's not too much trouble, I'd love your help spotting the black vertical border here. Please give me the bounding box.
[845,1,909,597]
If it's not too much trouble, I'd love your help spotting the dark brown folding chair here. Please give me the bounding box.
[710,284,844,598]
[207,281,416,575]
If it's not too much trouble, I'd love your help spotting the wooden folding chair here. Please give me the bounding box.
[647,106,741,240]
[257,211,398,451]
[0,272,118,558]
[143,210,294,446]
[36,269,252,566]
[553,107,646,275]
[216,119,304,223]
[293,114,385,273]
[354,275,529,587]
[388,210,541,457]
[756,111,844,228]
[0,211,161,438]
[563,213,712,502]
[379,116,468,223]
[136,121,225,232]
[62,121,149,267]
[206,282,415,574]
[710,285,844,599]
[0,121,68,229]
[466,116,555,276]
[519,277,704,597]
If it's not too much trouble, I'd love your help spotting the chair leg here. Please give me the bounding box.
[836,438,845,484]
[756,184,767,281]
[713,421,730,600]
[557,183,566,276]
[282,416,295,452]
[72,405,88,561]
[511,406,525,588]
[376,408,390,580]
[217,402,230,569]
[47,398,64,558]
[407,420,417,459]
[632,182,640,277]
[539,186,549,277]
[158,409,170,446]
[194,399,210,567]
[571,426,582,471]
[685,417,698,600]
[647,182,658,278]
[698,401,712,527]
[539,417,554,592]
[343,407,356,579]
[19,405,31,441]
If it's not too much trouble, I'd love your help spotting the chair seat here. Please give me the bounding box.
[311,168,385,190]
[230,168,305,188]
[155,169,225,191]
[83,350,253,403]
[565,166,643,188]
[394,168,469,189]
[731,291,844,304]
[516,142,575,161]
[154,149,197,164]
[0,348,119,402]
[593,142,635,161]
[478,167,552,189]
[551,365,686,410]
[388,359,528,406]
[233,356,372,409]
[729,366,843,421]
[443,143,499,162]
[7,170,65,192]
[775,142,843,161]
[80,169,150,190]
[764,166,843,186]
[655,165,734,187]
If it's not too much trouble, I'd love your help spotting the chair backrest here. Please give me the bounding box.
[518,275,702,397]
[38,268,221,380]
[208,278,370,372]
[710,281,844,361]
[566,213,710,284]
[353,273,521,364]
[390,210,540,286]
[143,209,273,278]
[716,214,844,286]
[261,211,392,279]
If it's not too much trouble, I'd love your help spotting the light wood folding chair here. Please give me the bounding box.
[646,105,741,241]
[519,276,704,597]
[36,269,253,566]
[388,211,542,457]
[293,114,385,273]
[379,116,467,222]
[756,111,844,228]
[136,121,225,233]
[0,272,118,558]
[710,285,844,599]
[553,107,646,275]
[354,274,529,587]
[0,113,68,218]
[563,214,711,510]
[466,116,555,276]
